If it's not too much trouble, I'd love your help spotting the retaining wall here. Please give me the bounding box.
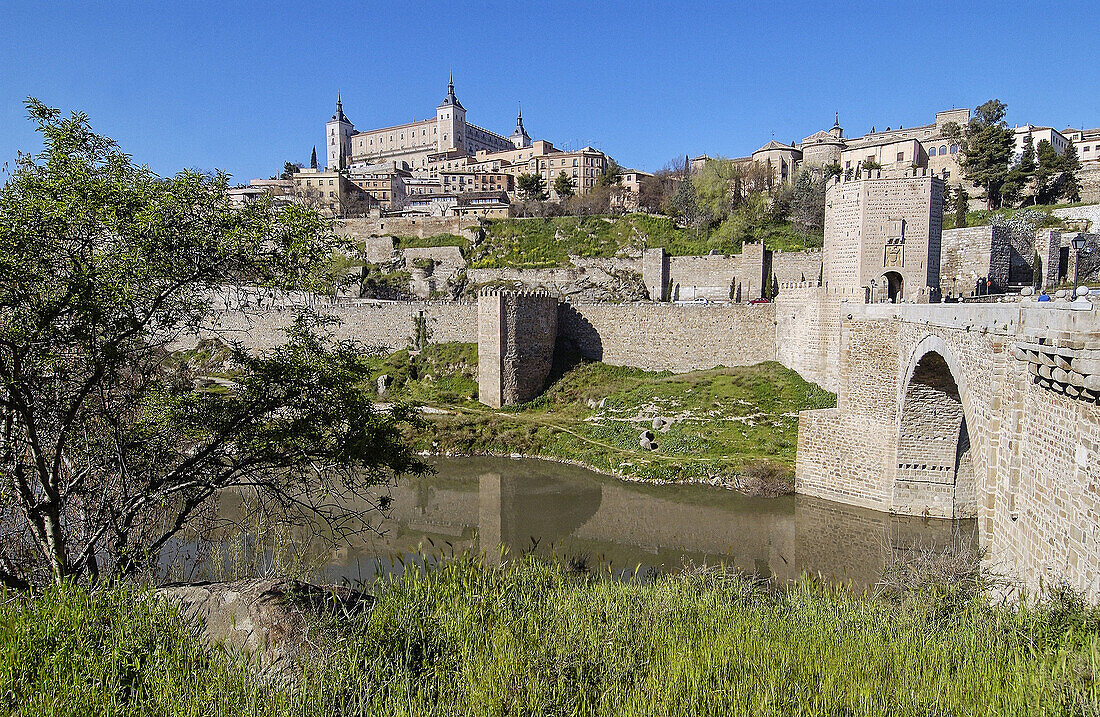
[558,302,777,372]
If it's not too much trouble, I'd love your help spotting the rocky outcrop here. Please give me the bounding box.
[157,578,369,682]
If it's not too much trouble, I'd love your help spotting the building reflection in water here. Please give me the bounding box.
[209,457,976,589]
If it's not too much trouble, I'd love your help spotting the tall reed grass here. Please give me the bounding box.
[1,555,1097,715]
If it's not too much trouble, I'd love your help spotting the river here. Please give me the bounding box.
[186,456,977,589]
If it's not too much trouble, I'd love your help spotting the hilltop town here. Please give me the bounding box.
[230,77,1100,220]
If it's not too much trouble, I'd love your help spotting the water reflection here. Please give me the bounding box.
[203,457,977,589]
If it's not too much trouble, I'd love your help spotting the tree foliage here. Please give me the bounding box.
[595,159,622,188]
[280,161,301,180]
[1000,132,1035,207]
[517,172,548,202]
[960,99,1014,208]
[790,169,826,234]
[0,100,424,588]
[553,171,576,200]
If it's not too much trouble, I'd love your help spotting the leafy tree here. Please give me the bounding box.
[1034,139,1060,205]
[0,100,424,588]
[280,161,302,180]
[790,169,826,235]
[1001,132,1035,207]
[953,185,969,228]
[638,169,677,213]
[692,158,738,223]
[553,171,576,200]
[959,99,1014,208]
[1056,143,1082,203]
[670,174,700,226]
[596,159,623,188]
[516,172,548,202]
[822,162,843,180]
[858,157,882,173]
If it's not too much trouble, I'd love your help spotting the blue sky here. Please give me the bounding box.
[1,1,1097,181]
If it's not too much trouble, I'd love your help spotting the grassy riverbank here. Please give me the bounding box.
[2,557,1097,715]
[370,343,835,490]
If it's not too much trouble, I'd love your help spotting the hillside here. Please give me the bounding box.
[393,213,823,270]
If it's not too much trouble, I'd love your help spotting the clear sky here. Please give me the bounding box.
[2,1,1097,181]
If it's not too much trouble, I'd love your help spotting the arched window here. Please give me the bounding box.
[950,144,958,154]
[940,145,947,155]
[929,147,937,157]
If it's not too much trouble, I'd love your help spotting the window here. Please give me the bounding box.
[1085,146,1092,152]
[929,147,937,157]
[897,152,904,162]
[950,145,958,154]
[939,145,947,155]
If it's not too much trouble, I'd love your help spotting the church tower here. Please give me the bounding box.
[508,104,531,149]
[436,74,466,152]
[326,94,354,170]
[830,112,844,140]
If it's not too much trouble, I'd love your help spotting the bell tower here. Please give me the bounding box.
[436,74,466,152]
[326,94,354,170]
[509,104,531,149]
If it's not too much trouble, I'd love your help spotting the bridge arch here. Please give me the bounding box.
[893,335,979,518]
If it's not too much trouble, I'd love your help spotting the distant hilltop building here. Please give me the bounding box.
[305,76,611,216]
[728,107,1100,205]
[736,109,971,187]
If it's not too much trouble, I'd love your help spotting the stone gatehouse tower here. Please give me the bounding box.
[823,172,944,303]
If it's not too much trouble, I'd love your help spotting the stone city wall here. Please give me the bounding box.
[666,254,740,301]
[559,302,777,372]
[1053,204,1100,232]
[772,250,823,285]
[405,246,466,298]
[185,299,477,354]
[939,226,1012,297]
[468,256,644,301]
[1078,165,1100,205]
[337,216,481,241]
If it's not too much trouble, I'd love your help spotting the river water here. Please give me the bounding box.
[197,456,977,589]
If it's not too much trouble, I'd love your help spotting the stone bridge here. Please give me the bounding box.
[796,302,1100,598]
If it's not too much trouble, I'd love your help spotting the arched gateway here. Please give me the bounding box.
[892,336,978,518]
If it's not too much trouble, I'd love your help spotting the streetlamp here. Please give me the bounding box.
[869,278,877,304]
[1071,235,1087,300]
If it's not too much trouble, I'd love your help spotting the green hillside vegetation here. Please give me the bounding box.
[365,343,835,489]
[387,214,820,271]
[960,202,1096,231]
[4,558,1097,715]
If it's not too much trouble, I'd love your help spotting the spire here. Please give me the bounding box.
[509,102,531,148]
[439,74,464,110]
[332,93,348,123]
[834,112,839,128]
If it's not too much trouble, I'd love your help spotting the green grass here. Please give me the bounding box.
[959,202,1098,230]
[3,558,1097,715]
[364,343,835,487]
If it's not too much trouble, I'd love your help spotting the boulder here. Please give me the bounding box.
[157,578,370,683]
